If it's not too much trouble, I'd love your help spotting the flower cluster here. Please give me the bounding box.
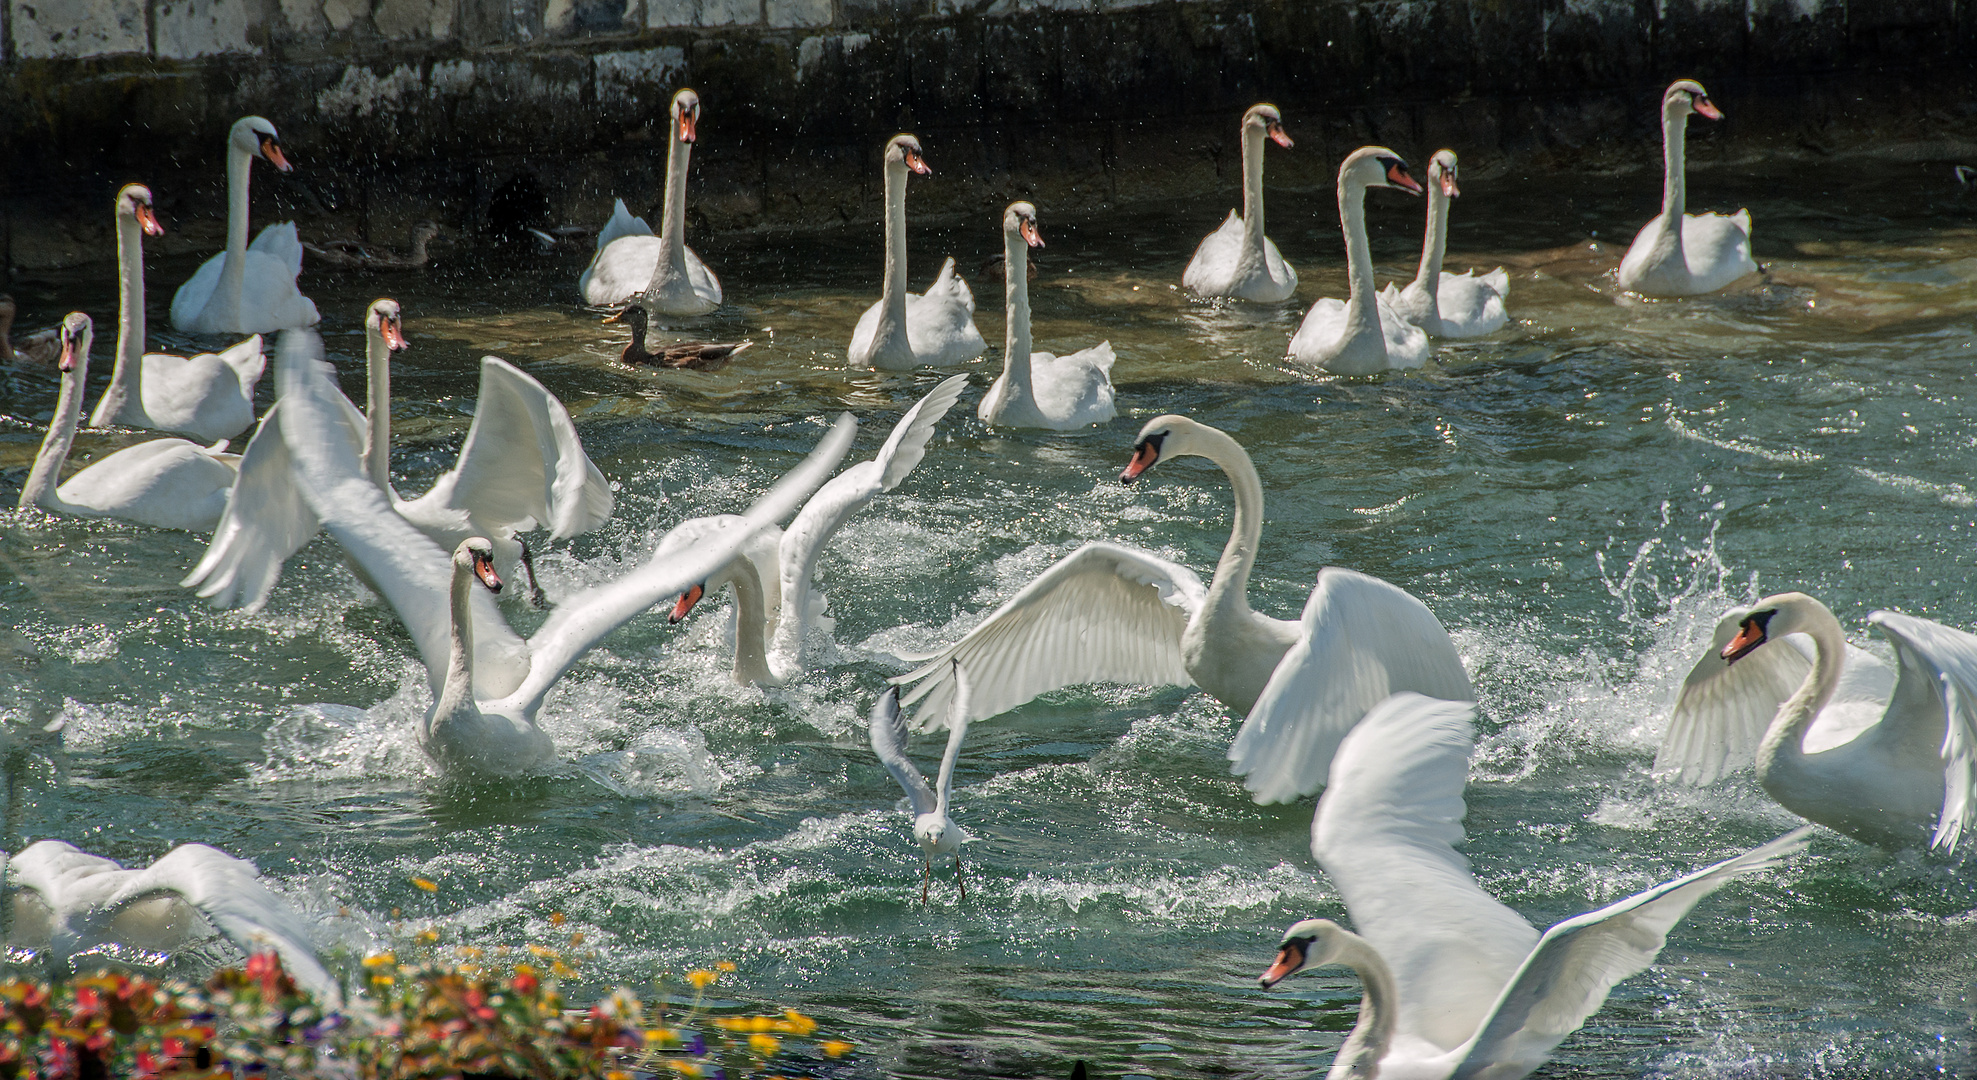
[0,973,209,1079]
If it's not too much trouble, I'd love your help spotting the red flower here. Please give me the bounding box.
[511,971,539,996]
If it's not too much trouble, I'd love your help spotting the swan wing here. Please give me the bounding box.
[169,252,227,331]
[211,333,267,389]
[891,542,1205,731]
[1232,567,1475,804]
[9,840,125,925]
[596,198,654,249]
[182,401,326,612]
[1654,607,1814,786]
[1314,692,1538,1054]
[434,357,614,539]
[1451,826,1815,1080]
[1867,611,1977,853]
[874,373,969,490]
[905,259,986,365]
[1181,211,1245,295]
[248,222,305,276]
[494,415,857,716]
[869,686,939,818]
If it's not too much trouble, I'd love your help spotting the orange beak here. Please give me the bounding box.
[1267,122,1293,149]
[260,137,292,172]
[1120,441,1159,484]
[382,317,408,351]
[1694,97,1723,121]
[1387,162,1423,195]
[473,552,503,593]
[1440,172,1459,198]
[135,203,164,237]
[1720,620,1766,664]
[57,333,77,373]
[1019,218,1043,248]
[670,583,705,624]
[679,110,697,144]
[905,148,931,176]
[1258,942,1305,989]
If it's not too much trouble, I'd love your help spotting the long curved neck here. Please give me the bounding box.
[95,212,147,426]
[218,143,253,315]
[361,328,392,493]
[1191,427,1267,618]
[1240,125,1266,250]
[879,161,910,330]
[1661,104,1689,228]
[658,135,691,276]
[434,562,479,718]
[20,359,86,513]
[725,558,778,686]
[1338,177,1380,337]
[1000,224,1033,399]
[1757,611,1846,782]
[1411,180,1448,290]
[1325,931,1399,1080]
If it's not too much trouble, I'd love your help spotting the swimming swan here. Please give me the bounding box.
[869,664,975,902]
[170,117,320,335]
[1182,104,1298,303]
[1258,692,1813,1080]
[1287,147,1430,375]
[579,89,723,314]
[847,135,986,370]
[892,416,1472,804]
[1616,80,1758,296]
[978,202,1117,430]
[1656,591,1977,852]
[1379,151,1509,338]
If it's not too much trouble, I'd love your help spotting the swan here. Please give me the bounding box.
[1287,147,1431,375]
[267,328,856,776]
[1378,151,1510,338]
[668,373,970,685]
[6,839,337,1005]
[170,117,320,335]
[1182,104,1298,303]
[869,664,975,902]
[892,416,1472,803]
[1616,80,1758,296]
[90,183,265,442]
[1655,592,1977,852]
[16,314,236,532]
[978,202,1117,430]
[579,89,723,313]
[183,298,614,611]
[1256,692,1814,1080]
[606,303,752,369]
[847,135,986,370]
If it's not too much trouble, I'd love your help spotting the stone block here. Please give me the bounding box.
[155,0,258,56]
[10,0,146,57]
[700,0,762,23]
[645,0,696,25]
[373,0,457,38]
[766,0,831,27]
[595,46,688,109]
[318,63,424,118]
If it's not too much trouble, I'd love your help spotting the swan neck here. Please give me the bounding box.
[97,212,147,426]
[659,135,691,275]
[1001,223,1034,395]
[1758,612,1846,776]
[1414,180,1449,289]
[1240,125,1266,247]
[880,161,909,328]
[1661,105,1688,226]
[435,560,479,717]
[22,353,87,513]
[726,558,778,686]
[1339,176,1379,328]
[217,142,253,317]
[1195,427,1266,615]
[362,327,393,493]
[1328,931,1399,1079]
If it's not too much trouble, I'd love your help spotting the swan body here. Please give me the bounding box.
[1288,147,1431,374]
[848,135,986,370]
[1378,151,1510,338]
[17,314,236,532]
[92,184,265,442]
[892,416,1472,789]
[268,329,857,776]
[979,202,1117,430]
[1182,104,1298,303]
[1657,592,1977,852]
[1616,80,1758,297]
[869,665,976,901]
[580,90,723,313]
[671,373,970,685]
[6,840,337,1005]
[1257,692,1814,1080]
[184,299,614,611]
[170,117,320,335]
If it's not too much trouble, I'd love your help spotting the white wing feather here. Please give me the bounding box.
[181,402,325,612]
[869,687,938,818]
[1655,608,1812,786]
[1232,567,1475,804]
[1868,611,1977,853]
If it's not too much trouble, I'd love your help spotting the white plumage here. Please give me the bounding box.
[1616,80,1759,297]
[170,117,320,335]
[1378,151,1510,339]
[1288,147,1431,374]
[847,135,986,370]
[1181,105,1299,304]
[979,202,1117,431]
[579,90,724,313]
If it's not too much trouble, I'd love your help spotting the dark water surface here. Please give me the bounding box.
[1,150,1975,1078]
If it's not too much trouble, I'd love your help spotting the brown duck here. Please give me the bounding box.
[605,304,752,370]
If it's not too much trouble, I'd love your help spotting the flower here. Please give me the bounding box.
[550,912,568,927]
[777,1010,817,1036]
[714,961,737,972]
[511,967,540,996]
[362,953,396,969]
[748,1033,782,1057]
[412,877,438,892]
[687,969,718,989]
[822,1040,855,1058]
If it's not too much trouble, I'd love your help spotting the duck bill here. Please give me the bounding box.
[135,204,164,237]
[1019,219,1044,248]
[905,149,931,176]
[261,137,292,172]
[1258,942,1305,989]
[670,583,705,624]
[1267,123,1293,149]
[1694,97,1723,121]
[473,553,503,594]
[1119,441,1159,484]
[1387,163,1424,195]
[1720,621,1766,664]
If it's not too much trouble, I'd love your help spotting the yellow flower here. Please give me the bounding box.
[669,1063,702,1078]
[414,929,439,944]
[371,975,395,986]
[569,931,585,947]
[749,1015,774,1033]
[643,1028,677,1045]
[715,1017,746,1031]
[456,946,484,960]
[550,912,567,927]
[412,877,438,892]
[551,960,578,978]
[687,969,718,989]
[821,1040,854,1058]
[779,1010,817,1036]
[715,960,737,972]
[748,1033,782,1057]
[362,953,396,968]
[528,944,560,959]
[606,1072,631,1080]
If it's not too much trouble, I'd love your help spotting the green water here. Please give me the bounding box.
[1,150,1975,1078]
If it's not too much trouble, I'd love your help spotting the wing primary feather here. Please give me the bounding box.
[869,687,938,818]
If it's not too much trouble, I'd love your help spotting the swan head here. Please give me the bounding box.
[1259,917,1348,988]
[1244,104,1292,149]
[56,312,92,375]
[886,134,931,177]
[665,517,776,624]
[231,116,290,172]
[1340,146,1422,196]
[1004,202,1043,248]
[454,538,503,594]
[1429,150,1460,197]
[367,299,408,352]
[116,184,164,236]
[1120,414,1215,483]
[1664,79,1721,121]
[672,88,701,144]
[1720,592,1823,664]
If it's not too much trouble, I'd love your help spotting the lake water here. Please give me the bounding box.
[1,148,1974,1079]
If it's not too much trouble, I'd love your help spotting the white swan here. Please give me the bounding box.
[869,664,975,902]
[978,202,1117,430]
[272,327,856,776]
[1182,104,1298,303]
[578,89,724,314]
[170,117,320,335]
[184,299,614,611]
[17,314,236,532]
[1656,592,1977,852]
[892,416,1472,801]
[6,839,337,1005]
[1379,151,1510,338]
[1616,80,1758,296]
[669,373,970,685]
[1257,692,1813,1080]
[91,183,265,442]
[1287,147,1431,375]
[847,135,986,370]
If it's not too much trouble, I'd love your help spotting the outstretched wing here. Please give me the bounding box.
[869,687,938,818]
[1315,693,1538,1055]
[8,840,124,926]
[1654,607,1809,786]
[420,357,614,540]
[1452,827,1814,1080]
[1231,567,1474,804]
[182,402,327,612]
[891,542,1205,731]
[1869,611,1977,853]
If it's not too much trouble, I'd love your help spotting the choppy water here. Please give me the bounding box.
[2,150,1976,1078]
